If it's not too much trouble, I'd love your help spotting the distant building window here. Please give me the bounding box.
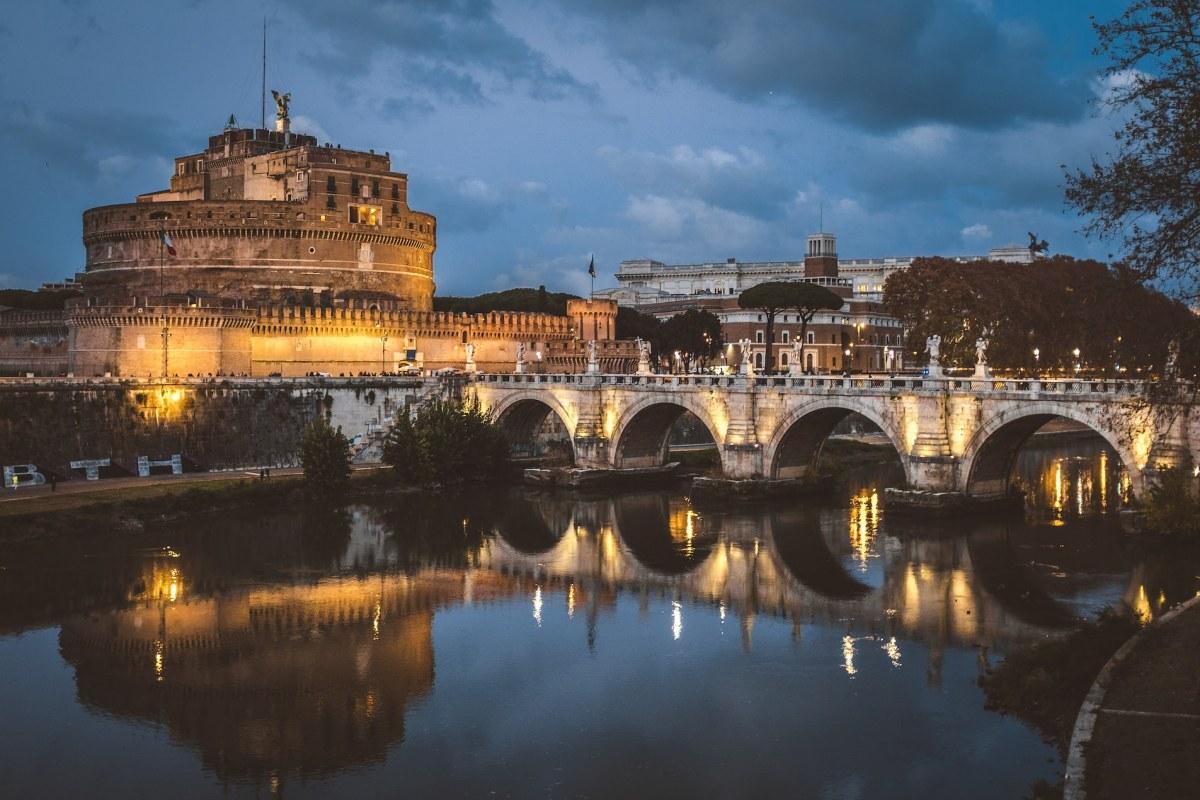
[831,334,837,344]
[326,195,337,210]
[755,331,764,344]
[806,332,815,344]
[326,175,336,193]
[391,202,399,214]
[780,351,789,366]
[754,352,764,368]
[371,180,380,198]
[391,183,400,200]
[781,331,789,344]
[351,176,360,196]
[349,204,382,225]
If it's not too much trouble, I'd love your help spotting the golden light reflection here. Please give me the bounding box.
[719,603,726,623]
[1100,450,1108,513]
[671,601,683,641]
[1051,462,1065,525]
[1133,585,1152,624]
[841,634,857,677]
[567,583,576,618]
[847,488,880,573]
[532,585,543,627]
[153,639,164,683]
[882,636,902,668]
[372,602,381,640]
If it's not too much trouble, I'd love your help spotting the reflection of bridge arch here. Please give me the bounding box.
[958,404,1142,499]
[611,396,722,471]
[764,398,907,482]
[491,392,577,462]
[494,494,570,555]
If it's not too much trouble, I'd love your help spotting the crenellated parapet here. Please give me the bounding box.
[67,304,258,330]
[252,303,572,341]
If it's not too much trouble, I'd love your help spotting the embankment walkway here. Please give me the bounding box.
[1074,596,1200,798]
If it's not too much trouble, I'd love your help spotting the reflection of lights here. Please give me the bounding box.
[567,583,576,618]
[671,601,683,640]
[372,602,381,640]
[848,489,879,573]
[719,603,726,623]
[532,585,543,627]
[841,635,857,677]
[882,636,902,668]
[1133,585,1152,624]
[1100,450,1109,513]
[154,639,165,683]
[1051,461,1065,525]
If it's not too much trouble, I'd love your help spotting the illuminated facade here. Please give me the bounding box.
[1,110,582,377]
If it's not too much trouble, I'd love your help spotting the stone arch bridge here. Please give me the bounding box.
[468,373,1198,500]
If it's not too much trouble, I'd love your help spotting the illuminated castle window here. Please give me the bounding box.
[349,204,381,226]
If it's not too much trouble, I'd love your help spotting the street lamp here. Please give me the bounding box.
[1033,347,1040,373]
[843,347,851,377]
[1073,347,1081,375]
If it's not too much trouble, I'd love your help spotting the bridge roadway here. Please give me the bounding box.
[469,372,1199,500]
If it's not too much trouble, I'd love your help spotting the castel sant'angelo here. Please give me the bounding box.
[0,94,624,377]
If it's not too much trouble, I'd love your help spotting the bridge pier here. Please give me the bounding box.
[721,444,763,480]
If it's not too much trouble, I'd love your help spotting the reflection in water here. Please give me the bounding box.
[0,436,1197,798]
[1019,436,1128,525]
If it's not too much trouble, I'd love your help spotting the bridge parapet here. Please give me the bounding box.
[470,372,1196,503]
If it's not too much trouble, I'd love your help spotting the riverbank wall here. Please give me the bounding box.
[0,377,442,479]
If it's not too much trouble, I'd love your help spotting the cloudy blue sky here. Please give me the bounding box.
[0,0,1131,295]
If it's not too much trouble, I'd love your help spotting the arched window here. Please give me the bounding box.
[780,351,789,366]
[754,352,765,368]
[755,331,764,344]
[781,330,790,344]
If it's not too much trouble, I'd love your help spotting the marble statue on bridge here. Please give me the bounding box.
[739,338,754,377]
[925,334,942,376]
[464,342,476,375]
[586,340,600,375]
[636,338,653,376]
[789,340,804,377]
[514,342,527,374]
[974,333,991,379]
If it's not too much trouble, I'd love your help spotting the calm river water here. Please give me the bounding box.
[1,435,1196,799]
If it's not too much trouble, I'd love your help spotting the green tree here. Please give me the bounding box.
[383,398,510,485]
[615,306,663,354]
[299,417,351,498]
[883,256,1194,375]
[1065,1,1200,305]
[659,309,723,371]
[739,282,844,373]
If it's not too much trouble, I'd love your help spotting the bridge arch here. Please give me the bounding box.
[957,402,1143,499]
[609,394,724,471]
[488,391,577,463]
[763,398,908,482]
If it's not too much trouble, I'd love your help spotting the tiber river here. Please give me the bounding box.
[0,434,1196,799]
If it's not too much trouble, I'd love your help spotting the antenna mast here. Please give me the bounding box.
[260,18,267,130]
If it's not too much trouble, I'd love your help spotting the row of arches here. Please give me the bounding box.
[491,394,1138,499]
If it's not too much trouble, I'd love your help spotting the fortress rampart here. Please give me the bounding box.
[82,199,436,307]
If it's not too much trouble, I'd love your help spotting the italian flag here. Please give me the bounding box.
[161,231,177,256]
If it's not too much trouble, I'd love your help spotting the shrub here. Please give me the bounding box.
[299,417,351,498]
[1143,467,1200,539]
[383,398,509,485]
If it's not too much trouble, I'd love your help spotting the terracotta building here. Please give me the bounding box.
[629,234,906,374]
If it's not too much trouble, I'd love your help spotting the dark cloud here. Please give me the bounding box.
[558,0,1087,132]
[0,103,184,180]
[287,0,598,106]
